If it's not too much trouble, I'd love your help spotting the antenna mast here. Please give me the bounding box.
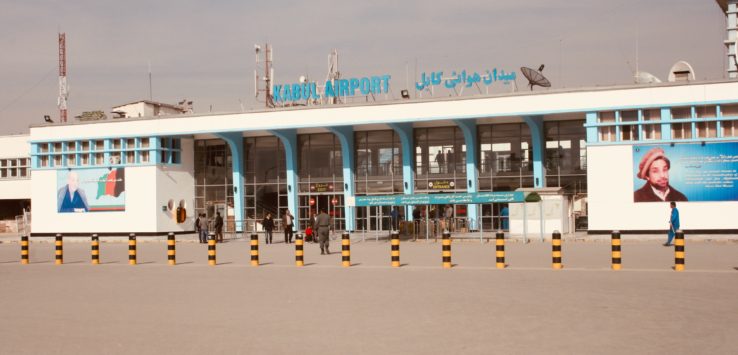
[254,43,275,108]
[326,49,340,104]
[58,33,68,122]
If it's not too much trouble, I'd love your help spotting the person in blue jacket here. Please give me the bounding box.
[665,201,680,246]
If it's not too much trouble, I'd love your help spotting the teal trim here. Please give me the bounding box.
[660,108,672,140]
[585,112,598,143]
[215,133,245,232]
[326,126,356,232]
[453,119,479,230]
[615,111,621,143]
[270,129,300,231]
[690,107,697,139]
[586,136,738,146]
[387,122,415,221]
[522,115,545,188]
[717,105,723,138]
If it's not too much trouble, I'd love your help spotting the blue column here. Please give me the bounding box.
[270,129,300,231]
[327,126,356,232]
[453,119,479,230]
[522,115,546,188]
[215,133,245,233]
[388,122,415,220]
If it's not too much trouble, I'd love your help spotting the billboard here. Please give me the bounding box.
[57,168,125,212]
[633,142,738,202]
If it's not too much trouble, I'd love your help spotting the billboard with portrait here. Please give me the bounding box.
[57,168,125,212]
[633,142,738,202]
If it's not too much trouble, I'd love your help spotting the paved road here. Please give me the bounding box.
[1,240,737,354]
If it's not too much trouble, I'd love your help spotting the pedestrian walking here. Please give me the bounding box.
[200,213,210,243]
[390,207,399,231]
[262,213,274,244]
[282,209,294,244]
[665,201,680,246]
[214,212,224,243]
[314,208,331,254]
[195,213,203,243]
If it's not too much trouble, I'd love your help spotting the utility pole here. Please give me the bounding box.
[58,33,68,122]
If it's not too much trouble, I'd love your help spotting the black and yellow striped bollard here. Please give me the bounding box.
[391,231,400,268]
[128,233,137,265]
[295,234,304,267]
[167,233,176,266]
[250,233,259,267]
[91,234,100,265]
[496,231,505,269]
[208,232,216,266]
[341,232,350,267]
[674,230,685,271]
[55,234,63,265]
[20,235,29,265]
[442,231,452,268]
[552,231,562,269]
[611,230,621,270]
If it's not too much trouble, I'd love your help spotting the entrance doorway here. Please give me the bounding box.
[299,194,344,231]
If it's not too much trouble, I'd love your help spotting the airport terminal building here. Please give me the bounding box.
[1,78,737,237]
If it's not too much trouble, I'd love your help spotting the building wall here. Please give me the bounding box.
[0,134,31,200]
[587,144,738,231]
[30,138,195,235]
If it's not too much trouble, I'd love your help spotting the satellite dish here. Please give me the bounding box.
[667,61,695,82]
[298,75,307,83]
[634,71,662,84]
[520,65,551,91]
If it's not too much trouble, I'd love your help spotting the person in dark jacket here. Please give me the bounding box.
[214,212,224,243]
[634,147,688,202]
[262,213,275,244]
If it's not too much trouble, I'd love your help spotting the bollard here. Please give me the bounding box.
[208,233,216,266]
[391,231,400,267]
[611,230,621,270]
[674,230,685,271]
[128,233,137,265]
[55,234,63,265]
[167,233,176,266]
[91,234,100,265]
[442,231,452,268]
[20,235,29,265]
[341,232,350,267]
[250,233,259,267]
[551,231,562,269]
[496,231,505,269]
[295,234,304,267]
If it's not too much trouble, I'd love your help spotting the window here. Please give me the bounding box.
[620,110,638,141]
[598,111,616,142]
[695,106,717,139]
[642,109,661,140]
[671,107,692,139]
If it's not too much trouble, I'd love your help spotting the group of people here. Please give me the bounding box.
[195,212,224,244]
[260,209,332,254]
[434,149,455,174]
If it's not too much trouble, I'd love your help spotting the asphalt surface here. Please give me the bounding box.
[1,239,737,354]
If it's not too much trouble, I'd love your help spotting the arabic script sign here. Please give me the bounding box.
[352,191,525,207]
[415,69,516,91]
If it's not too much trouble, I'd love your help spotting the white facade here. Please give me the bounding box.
[30,139,194,234]
[0,134,31,200]
[587,145,738,231]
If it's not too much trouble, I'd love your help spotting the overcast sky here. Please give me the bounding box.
[0,0,728,134]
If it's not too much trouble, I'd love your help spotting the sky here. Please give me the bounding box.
[0,0,728,135]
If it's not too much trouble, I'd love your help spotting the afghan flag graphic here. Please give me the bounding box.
[92,168,125,211]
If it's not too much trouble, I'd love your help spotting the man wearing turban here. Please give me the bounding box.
[634,147,688,202]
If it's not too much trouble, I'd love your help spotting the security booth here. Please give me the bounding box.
[508,187,569,240]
